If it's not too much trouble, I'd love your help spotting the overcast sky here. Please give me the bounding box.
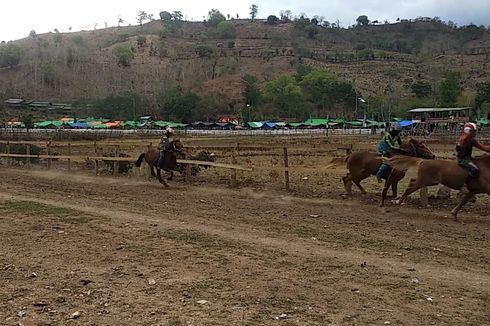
[1,0,489,42]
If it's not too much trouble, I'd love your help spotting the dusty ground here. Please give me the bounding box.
[0,135,489,325]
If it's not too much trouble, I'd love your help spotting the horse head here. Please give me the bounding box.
[406,138,436,159]
[171,139,184,152]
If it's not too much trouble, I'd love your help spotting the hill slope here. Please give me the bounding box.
[0,19,489,117]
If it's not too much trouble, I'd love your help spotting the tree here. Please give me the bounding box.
[437,71,462,107]
[242,74,260,107]
[279,10,292,22]
[0,43,23,68]
[207,9,226,27]
[250,4,258,20]
[263,75,303,118]
[304,25,318,39]
[159,11,172,21]
[29,30,36,37]
[157,86,200,123]
[94,92,148,120]
[136,11,151,25]
[172,11,183,21]
[21,114,34,131]
[356,15,370,26]
[410,80,432,98]
[112,44,134,67]
[118,15,124,26]
[475,81,490,116]
[266,15,279,25]
[217,21,236,38]
[300,70,337,111]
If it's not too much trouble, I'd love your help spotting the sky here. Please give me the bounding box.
[1,0,489,42]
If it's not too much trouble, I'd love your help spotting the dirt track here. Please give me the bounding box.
[0,168,489,325]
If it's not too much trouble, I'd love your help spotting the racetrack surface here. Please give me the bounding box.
[0,168,489,325]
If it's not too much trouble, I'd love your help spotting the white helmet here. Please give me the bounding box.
[165,127,174,135]
[391,122,402,131]
[463,122,477,134]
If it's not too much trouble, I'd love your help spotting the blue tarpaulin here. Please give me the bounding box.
[68,122,90,129]
[399,120,413,127]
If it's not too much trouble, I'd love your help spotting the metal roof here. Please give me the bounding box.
[409,107,471,113]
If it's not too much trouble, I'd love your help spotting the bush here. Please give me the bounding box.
[136,35,146,47]
[195,44,214,58]
[112,44,134,66]
[0,43,22,67]
[267,15,279,25]
[217,21,236,39]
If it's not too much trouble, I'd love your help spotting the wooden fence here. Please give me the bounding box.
[0,140,361,190]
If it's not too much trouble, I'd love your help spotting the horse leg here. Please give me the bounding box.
[167,170,174,181]
[342,173,353,196]
[391,181,398,198]
[451,191,476,220]
[380,180,390,207]
[396,178,423,205]
[157,168,169,187]
[353,179,367,194]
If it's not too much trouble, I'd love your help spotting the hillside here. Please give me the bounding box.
[0,18,489,119]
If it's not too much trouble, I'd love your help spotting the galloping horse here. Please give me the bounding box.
[330,138,435,206]
[134,139,184,186]
[388,155,490,219]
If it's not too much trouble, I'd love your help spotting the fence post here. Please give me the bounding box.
[185,151,191,183]
[67,143,71,171]
[114,145,119,176]
[420,187,429,206]
[94,141,98,175]
[26,144,31,168]
[6,141,11,166]
[230,147,238,188]
[283,147,290,191]
[47,141,51,170]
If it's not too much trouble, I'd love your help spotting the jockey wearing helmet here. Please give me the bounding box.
[376,122,404,157]
[456,122,490,179]
[157,127,174,168]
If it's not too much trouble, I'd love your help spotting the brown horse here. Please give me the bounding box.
[331,138,435,206]
[134,139,184,186]
[388,155,490,219]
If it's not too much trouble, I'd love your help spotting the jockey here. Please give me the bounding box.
[456,122,490,179]
[376,122,403,157]
[157,127,174,168]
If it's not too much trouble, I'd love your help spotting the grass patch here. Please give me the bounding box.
[0,200,94,224]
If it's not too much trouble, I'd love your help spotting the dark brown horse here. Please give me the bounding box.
[388,155,490,219]
[134,139,184,186]
[330,138,435,206]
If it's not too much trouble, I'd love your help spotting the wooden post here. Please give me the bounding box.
[420,187,429,206]
[6,141,11,166]
[26,144,31,168]
[113,145,119,176]
[230,147,238,188]
[47,141,51,170]
[283,147,290,191]
[94,141,98,175]
[67,143,71,171]
[185,152,191,183]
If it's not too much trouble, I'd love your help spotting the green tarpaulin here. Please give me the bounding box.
[303,118,329,126]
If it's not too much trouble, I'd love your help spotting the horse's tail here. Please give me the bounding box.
[325,155,349,169]
[135,153,145,167]
[387,155,424,172]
